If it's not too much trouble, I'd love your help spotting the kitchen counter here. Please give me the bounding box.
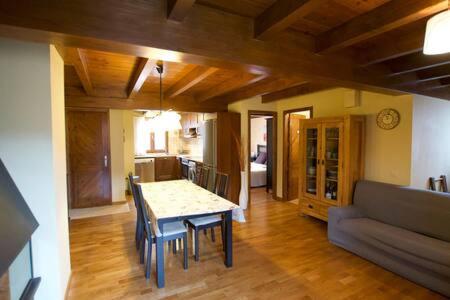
[177,155,203,164]
[135,153,178,159]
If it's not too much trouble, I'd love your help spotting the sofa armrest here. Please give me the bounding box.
[328,206,365,225]
[328,206,365,243]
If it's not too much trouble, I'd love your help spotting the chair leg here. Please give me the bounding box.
[183,233,188,270]
[194,228,199,262]
[203,229,207,235]
[221,222,225,252]
[172,239,177,254]
[135,220,139,249]
[140,237,145,264]
[211,228,215,242]
[146,238,152,279]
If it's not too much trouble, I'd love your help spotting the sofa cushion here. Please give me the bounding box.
[353,180,450,242]
[337,218,450,275]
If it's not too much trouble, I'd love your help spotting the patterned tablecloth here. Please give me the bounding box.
[139,180,240,235]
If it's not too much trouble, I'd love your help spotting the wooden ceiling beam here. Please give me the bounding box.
[196,73,264,102]
[254,0,327,40]
[167,0,196,22]
[416,65,450,82]
[424,77,450,90]
[66,48,95,96]
[261,82,334,102]
[66,94,227,112]
[127,58,155,99]
[166,66,218,98]
[213,77,305,104]
[387,52,450,76]
[0,0,433,97]
[358,28,425,66]
[316,0,447,54]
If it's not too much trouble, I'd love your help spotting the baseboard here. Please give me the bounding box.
[64,271,72,300]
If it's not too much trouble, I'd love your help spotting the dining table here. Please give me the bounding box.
[139,179,240,288]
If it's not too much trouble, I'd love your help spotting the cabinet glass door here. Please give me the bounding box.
[322,123,343,203]
[304,126,319,198]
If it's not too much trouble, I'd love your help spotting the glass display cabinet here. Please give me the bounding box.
[299,116,365,221]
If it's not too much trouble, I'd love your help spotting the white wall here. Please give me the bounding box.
[110,109,126,202]
[410,95,450,189]
[0,38,70,300]
[250,117,267,155]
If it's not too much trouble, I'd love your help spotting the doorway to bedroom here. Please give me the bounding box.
[248,111,277,206]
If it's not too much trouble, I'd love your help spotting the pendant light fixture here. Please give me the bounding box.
[423,4,450,55]
[146,61,182,132]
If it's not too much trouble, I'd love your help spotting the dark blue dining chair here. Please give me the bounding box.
[186,172,229,261]
[128,173,143,250]
[133,183,188,278]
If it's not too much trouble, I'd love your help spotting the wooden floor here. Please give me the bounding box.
[67,188,445,299]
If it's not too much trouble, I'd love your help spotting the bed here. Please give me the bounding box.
[251,145,267,187]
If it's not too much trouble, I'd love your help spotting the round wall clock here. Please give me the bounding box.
[376,108,400,130]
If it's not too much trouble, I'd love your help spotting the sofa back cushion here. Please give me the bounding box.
[353,180,450,242]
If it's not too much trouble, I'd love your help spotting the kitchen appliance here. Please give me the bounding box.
[188,160,196,182]
[134,157,155,182]
[202,119,217,191]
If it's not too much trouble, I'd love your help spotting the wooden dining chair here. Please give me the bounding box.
[195,165,210,189]
[429,175,448,192]
[128,173,143,250]
[186,171,229,261]
[134,183,188,278]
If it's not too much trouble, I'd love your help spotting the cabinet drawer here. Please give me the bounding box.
[300,199,320,214]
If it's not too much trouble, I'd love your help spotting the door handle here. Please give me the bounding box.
[104,155,108,167]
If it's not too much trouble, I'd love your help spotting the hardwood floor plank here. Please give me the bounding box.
[67,188,445,299]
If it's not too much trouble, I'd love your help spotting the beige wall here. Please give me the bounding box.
[410,95,450,189]
[0,38,71,300]
[250,117,267,155]
[229,88,413,198]
[123,110,135,177]
[110,109,126,202]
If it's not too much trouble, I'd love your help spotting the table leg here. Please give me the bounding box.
[224,211,233,267]
[156,225,165,288]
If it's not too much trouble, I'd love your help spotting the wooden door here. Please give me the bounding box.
[287,114,305,200]
[300,122,321,200]
[320,121,344,205]
[66,110,111,208]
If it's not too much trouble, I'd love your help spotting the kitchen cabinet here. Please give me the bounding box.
[299,115,365,221]
[181,113,199,130]
[154,156,180,181]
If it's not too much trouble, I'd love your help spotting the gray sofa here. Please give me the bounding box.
[328,180,450,297]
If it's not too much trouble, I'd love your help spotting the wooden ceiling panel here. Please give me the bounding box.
[183,69,238,96]
[290,0,391,36]
[64,65,83,88]
[196,0,276,18]
[141,62,197,94]
[82,49,138,96]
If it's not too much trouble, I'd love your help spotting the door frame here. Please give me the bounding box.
[65,107,112,209]
[282,106,313,201]
[247,110,278,204]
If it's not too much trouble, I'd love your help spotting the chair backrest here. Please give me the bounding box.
[429,175,448,192]
[134,183,152,235]
[199,166,210,189]
[128,172,139,208]
[214,171,229,198]
[195,164,203,185]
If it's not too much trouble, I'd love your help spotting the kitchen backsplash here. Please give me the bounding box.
[181,136,203,156]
